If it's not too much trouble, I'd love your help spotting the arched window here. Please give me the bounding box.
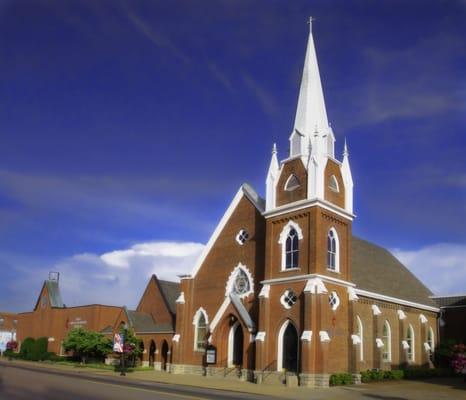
[356,315,364,361]
[329,175,339,192]
[382,320,392,362]
[427,327,435,359]
[284,174,300,191]
[407,324,415,362]
[327,228,339,271]
[278,221,303,270]
[193,308,208,351]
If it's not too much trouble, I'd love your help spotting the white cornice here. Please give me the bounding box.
[355,289,440,313]
[263,197,355,221]
[261,273,355,288]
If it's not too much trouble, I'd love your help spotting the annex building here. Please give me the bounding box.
[169,22,439,387]
[1,22,446,389]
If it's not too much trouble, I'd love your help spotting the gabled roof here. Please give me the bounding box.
[158,280,180,316]
[431,295,466,308]
[34,280,64,310]
[126,310,174,333]
[351,237,437,308]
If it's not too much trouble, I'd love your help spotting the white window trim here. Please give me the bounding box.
[428,326,435,353]
[193,307,209,351]
[329,291,340,311]
[327,227,340,272]
[276,319,298,371]
[284,173,300,191]
[280,289,297,310]
[407,324,415,363]
[278,220,303,271]
[224,262,254,299]
[356,315,364,361]
[329,175,339,192]
[382,320,392,362]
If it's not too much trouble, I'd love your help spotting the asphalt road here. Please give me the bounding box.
[0,363,268,400]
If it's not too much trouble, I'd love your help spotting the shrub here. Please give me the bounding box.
[403,367,455,379]
[30,337,49,361]
[63,327,112,363]
[360,369,388,382]
[384,370,404,380]
[330,373,353,385]
[19,337,36,360]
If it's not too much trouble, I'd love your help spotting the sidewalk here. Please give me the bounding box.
[1,359,465,400]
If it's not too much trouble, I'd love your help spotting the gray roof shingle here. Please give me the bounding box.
[158,280,180,315]
[126,310,174,333]
[432,295,466,308]
[352,237,437,308]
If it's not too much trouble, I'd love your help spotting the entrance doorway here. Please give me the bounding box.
[278,320,299,373]
[228,321,244,367]
[161,340,169,371]
[149,340,156,367]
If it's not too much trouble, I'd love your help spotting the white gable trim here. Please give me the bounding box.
[355,289,440,313]
[209,297,231,333]
[189,185,263,278]
[224,262,254,299]
[261,273,355,288]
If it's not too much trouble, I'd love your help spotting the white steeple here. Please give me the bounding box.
[265,143,280,211]
[341,138,354,213]
[292,17,331,158]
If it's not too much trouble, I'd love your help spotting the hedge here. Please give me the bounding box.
[330,373,353,385]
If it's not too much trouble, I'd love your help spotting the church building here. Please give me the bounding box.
[170,21,439,387]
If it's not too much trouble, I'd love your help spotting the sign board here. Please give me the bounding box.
[205,346,216,364]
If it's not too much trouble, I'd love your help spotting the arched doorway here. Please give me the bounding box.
[277,320,298,373]
[149,340,156,367]
[139,341,145,366]
[161,340,169,371]
[228,321,244,367]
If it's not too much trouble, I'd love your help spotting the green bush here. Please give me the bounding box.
[330,373,353,385]
[403,367,455,379]
[360,369,387,382]
[3,350,20,359]
[30,337,48,361]
[19,337,36,360]
[384,370,404,380]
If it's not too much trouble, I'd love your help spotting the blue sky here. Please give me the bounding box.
[0,0,465,311]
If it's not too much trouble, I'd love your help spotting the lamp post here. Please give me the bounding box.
[120,322,128,376]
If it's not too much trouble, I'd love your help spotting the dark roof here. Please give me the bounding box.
[34,280,64,310]
[158,280,180,315]
[352,237,437,308]
[431,295,466,308]
[100,325,113,334]
[126,310,174,333]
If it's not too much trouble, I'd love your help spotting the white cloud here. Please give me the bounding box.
[4,241,205,311]
[392,243,466,296]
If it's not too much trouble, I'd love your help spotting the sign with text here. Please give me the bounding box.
[205,346,216,364]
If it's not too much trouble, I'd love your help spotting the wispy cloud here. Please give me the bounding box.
[207,62,235,93]
[127,11,191,64]
[243,73,278,116]
[392,243,466,296]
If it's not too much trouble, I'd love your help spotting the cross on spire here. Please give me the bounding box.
[308,16,316,32]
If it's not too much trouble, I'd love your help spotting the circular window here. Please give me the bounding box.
[280,290,298,309]
[233,270,250,295]
[328,291,340,311]
[235,229,249,245]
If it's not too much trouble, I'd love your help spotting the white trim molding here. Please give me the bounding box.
[351,334,361,345]
[304,277,328,294]
[419,314,428,324]
[192,307,209,326]
[255,331,266,342]
[262,273,355,288]
[209,297,231,333]
[176,292,185,304]
[355,289,440,313]
[278,220,303,271]
[401,340,409,350]
[397,310,407,320]
[319,331,331,342]
[301,330,312,342]
[375,338,384,348]
[259,284,270,298]
[424,342,431,352]
[172,334,180,342]
[372,304,382,316]
[348,287,359,301]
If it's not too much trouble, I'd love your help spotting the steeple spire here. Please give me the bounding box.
[293,17,329,148]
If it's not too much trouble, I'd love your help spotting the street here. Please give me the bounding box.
[0,363,266,400]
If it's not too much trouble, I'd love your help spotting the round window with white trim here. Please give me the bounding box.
[280,289,298,309]
[235,229,249,245]
[329,291,340,311]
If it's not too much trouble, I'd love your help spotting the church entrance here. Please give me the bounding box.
[161,340,169,371]
[149,340,156,367]
[228,321,244,367]
[281,321,299,373]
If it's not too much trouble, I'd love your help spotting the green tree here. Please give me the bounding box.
[63,327,112,363]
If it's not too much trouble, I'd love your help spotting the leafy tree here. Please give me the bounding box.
[63,327,112,363]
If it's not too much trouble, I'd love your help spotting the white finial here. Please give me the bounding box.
[272,143,277,155]
[343,137,349,157]
[308,16,315,32]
